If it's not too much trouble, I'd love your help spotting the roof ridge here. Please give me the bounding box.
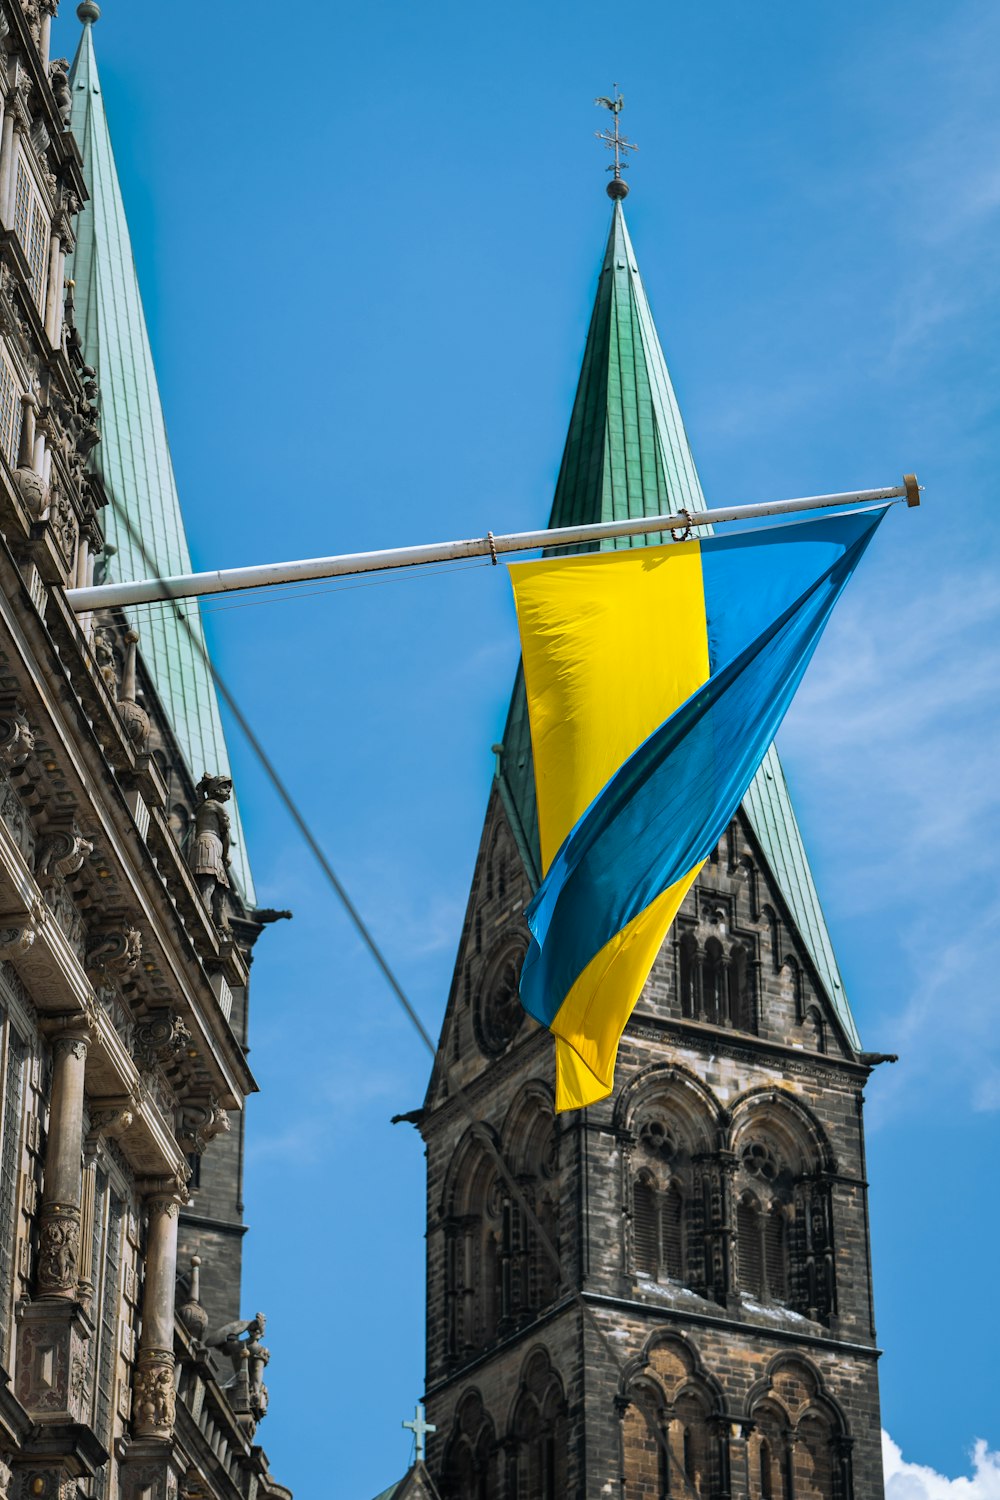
[67,17,254,898]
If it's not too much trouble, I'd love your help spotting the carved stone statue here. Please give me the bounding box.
[116,630,149,750]
[189,774,233,926]
[0,706,33,769]
[92,626,119,698]
[35,825,94,883]
[49,57,72,127]
[206,1311,270,1417]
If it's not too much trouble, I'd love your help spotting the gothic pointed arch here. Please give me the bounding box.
[474,929,529,1059]
[614,1062,727,1143]
[745,1356,852,1500]
[439,1125,505,1359]
[618,1333,727,1499]
[729,1090,838,1323]
[441,1389,499,1500]
[500,1083,561,1314]
[506,1347,568,1500]
[616,1065,727,1301]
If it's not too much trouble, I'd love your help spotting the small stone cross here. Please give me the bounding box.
[402,1400,436,1462]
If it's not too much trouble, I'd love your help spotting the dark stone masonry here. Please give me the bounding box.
[418,793,884,1499]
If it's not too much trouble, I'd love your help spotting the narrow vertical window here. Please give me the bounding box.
[633,1177,658,1275]
[702,938,724,1024]
[0,357,18,467]
[679,932,699,1019]
[737,1198,764,1298]
[94,1188,123,1445]
[660,1185,684,1279]
[13,162,48,314]
[0,1025,26,1358]
[760,1438,774,1499]
[28,202,48,312]
[13,162,30,251]
[765,1208,786,1302]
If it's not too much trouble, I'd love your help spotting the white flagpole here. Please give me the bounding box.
[65,475,920,613]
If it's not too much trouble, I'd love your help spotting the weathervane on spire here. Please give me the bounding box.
[595,87,637,200]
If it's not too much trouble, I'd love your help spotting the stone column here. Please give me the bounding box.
[132,1185,182,1440]
[17,394,35,472]
[726,1420,751,1500]
[3,122,21,227]
[44,233,62,344]
[0,113,14,229]
[37,1029,89,1298]
[40,14,55,72]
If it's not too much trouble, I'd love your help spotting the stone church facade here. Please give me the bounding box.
[416,203,888,1498]
[0,5,290,1499]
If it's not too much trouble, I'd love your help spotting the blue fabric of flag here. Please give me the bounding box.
[519,505,887,1034]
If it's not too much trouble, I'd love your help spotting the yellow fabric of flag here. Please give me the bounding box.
[511,541,711,1110]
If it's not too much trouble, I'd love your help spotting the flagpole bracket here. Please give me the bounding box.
[669,509,693,542]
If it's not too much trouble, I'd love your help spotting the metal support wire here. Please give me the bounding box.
[94,494,702,1496]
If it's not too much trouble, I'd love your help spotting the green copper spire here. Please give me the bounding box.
[498,202,861,1050]
[67,13,254,898]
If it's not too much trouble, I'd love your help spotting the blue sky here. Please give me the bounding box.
[55,1,1000,1495]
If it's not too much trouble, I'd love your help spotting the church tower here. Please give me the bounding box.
[418,198,885,1499]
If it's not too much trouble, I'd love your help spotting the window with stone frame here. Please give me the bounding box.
[0,353,20,469]
[12,156,49,315]
[444,1098,560,1366]
[621,1337,726,1500]
[732,1116,836,1324]
[747,1360,852,1500]
[509,1350,567,1500]
[631,1116,696,1290]
[676,920,757,1034]
[473,938,526,1058]
[91,1170,125,1449]
[442,1391,500,1500]
[0,1005,27,1362]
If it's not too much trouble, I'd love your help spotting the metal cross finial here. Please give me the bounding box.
[595,86,638,199]
[403,1401,437,1462]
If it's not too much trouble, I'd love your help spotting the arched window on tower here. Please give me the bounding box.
[661,1184,684,1279]
[632,1120,691,1287]
[759,1437,774,1499]
[444,1142,504,1360]
[729,943,754,1031]
[509,1351,567,1500]
[702,938,725,1024]
[633,1172,658,1277]
[765,1206,788,1302]
[749,1402,792,1500]
[442,1392,499,1500]
[736,1142,790,1306]
[679,931,700,1019]
[621,1337,725,1500]
[748,1360,852,1500]
[733,1115,836,1324]
[737,1193,765,1300]
[500,1092,561,1324]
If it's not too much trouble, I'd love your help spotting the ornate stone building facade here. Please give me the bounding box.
[415,204,888,1497]
[0,5,290,1499]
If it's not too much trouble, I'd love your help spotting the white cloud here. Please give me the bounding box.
[883,1431,1000,1498]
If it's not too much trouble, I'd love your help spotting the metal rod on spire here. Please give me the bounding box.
[64,476,921,612]
[595,86,637,199]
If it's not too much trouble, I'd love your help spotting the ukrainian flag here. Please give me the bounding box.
[511,506,887,1112]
